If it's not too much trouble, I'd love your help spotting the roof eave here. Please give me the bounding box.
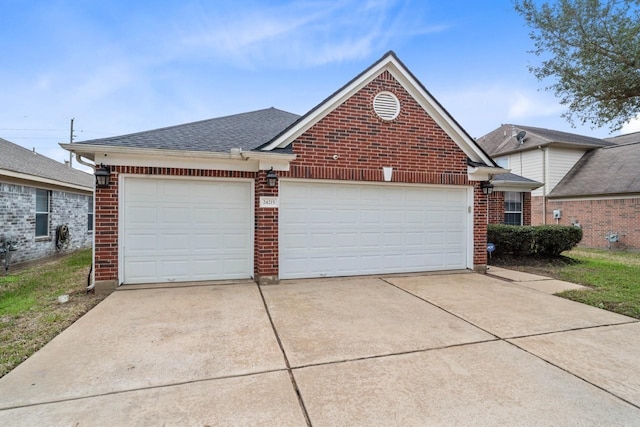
[0,168,93,192]
[492,179,543,192]
[467,165,510,181]
[61,143,297,163]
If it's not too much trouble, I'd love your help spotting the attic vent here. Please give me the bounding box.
[373,91,400,121]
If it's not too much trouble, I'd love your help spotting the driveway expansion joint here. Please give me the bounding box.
[289,338,501,371]
[504,319,639,341]
[0,368,289,412]
[379,277,502,340]
[256,283,312,427]
[504,338,640,412]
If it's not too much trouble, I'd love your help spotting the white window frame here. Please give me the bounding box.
[504,191,523,226]
[88,195,94,232]
[35,189,51,237]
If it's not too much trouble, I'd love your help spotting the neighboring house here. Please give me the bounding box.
[546,137,640,249]
[478,125,640,250]
[0,138,94,266]
[63,51,504,293]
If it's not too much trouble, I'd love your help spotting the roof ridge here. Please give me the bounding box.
[602,140,640,149]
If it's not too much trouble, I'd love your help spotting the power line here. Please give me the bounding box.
[0,128,67,131]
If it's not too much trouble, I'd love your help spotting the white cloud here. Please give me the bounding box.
[176,0,446,68]
[620,117,640,134]
[506,91,564,120]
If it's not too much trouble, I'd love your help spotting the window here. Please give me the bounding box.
[495,157,509,168]
[88,196,94,232]
[35,189,50,237]
[504,191,523,225]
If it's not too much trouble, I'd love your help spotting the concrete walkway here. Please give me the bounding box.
[1,270,638,425]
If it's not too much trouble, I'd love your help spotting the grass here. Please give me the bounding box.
[494,248,640,319]
[0,249,106,378]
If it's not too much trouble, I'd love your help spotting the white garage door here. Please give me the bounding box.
[122,177,252,284]
[279,181,470,279]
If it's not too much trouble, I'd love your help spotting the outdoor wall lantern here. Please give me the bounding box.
[480,180,494,195]
[265,167,278,188]
[95,164,111,188]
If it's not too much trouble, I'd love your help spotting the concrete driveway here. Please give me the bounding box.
[1,272,639,425]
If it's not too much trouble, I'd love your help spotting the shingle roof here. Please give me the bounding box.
[549,141,640,197]
[492,172,543,191]
[604,131,640,145]
[73,107,300,152]
[477,124,615,156]
[0,138,93,189]
[493,172,540,184]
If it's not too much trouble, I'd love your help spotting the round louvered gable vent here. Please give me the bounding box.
[373,91,400,121]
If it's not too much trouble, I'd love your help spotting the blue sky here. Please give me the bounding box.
[2,0,638,170]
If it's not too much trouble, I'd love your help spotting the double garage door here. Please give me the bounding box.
[121,178,469,284]
[279,181,470,279]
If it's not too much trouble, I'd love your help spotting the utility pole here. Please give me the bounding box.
[68,118,75,168]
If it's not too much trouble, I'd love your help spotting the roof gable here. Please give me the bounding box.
[0,138,93,190]
[259,51,496,167]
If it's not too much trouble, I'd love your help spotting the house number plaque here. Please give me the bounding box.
[260,196,279,208]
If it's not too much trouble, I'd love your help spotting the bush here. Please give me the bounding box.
[533,225,583,256]
[487,224,582,257]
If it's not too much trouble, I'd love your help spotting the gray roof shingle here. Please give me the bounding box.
[549,141,640,197]
[0,138,93,189]
[478,124,615,156]
[73,107,300,152]
[605,131,640,145]
[492,172,540,184]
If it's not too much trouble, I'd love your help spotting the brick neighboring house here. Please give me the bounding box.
[0,138,94,266]
[63,51,504,293]
[479,125,640,250]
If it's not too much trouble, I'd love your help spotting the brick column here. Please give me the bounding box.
[254,170,279,284]
[473,183,488,271]
[94,169,119,293]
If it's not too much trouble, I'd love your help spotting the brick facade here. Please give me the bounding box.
[545,197,640,250]
[488,191,532,226]
[92,70,491,288]
[0,181,92,266]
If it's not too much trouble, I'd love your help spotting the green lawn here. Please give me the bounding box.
[0,249,105,377]
[555,249,640,319]
[495,248,640,319]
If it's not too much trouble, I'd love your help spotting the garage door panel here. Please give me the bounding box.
[280,181,468,279]
[159,234,189,252]
[123,178,252,284]
[127,234,158,252]
[128,206,157,224]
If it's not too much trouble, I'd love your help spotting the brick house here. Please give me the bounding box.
[479,125,640,250]
[0,138,94,267]
[63,51,504,292]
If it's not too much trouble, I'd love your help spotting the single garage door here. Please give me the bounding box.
[122,177,252,284]
[279,181,470,279]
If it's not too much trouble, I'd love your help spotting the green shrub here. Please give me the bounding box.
[533,225,583,256]
[487,224,535,256]
[487,224,582,257]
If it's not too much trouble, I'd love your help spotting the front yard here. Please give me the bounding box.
[494,248,640,319]
[0,249,105,377]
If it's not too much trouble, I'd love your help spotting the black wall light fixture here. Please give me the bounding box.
[481,181,494,195]
[265,167,278,188]
[95,164,111,188]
